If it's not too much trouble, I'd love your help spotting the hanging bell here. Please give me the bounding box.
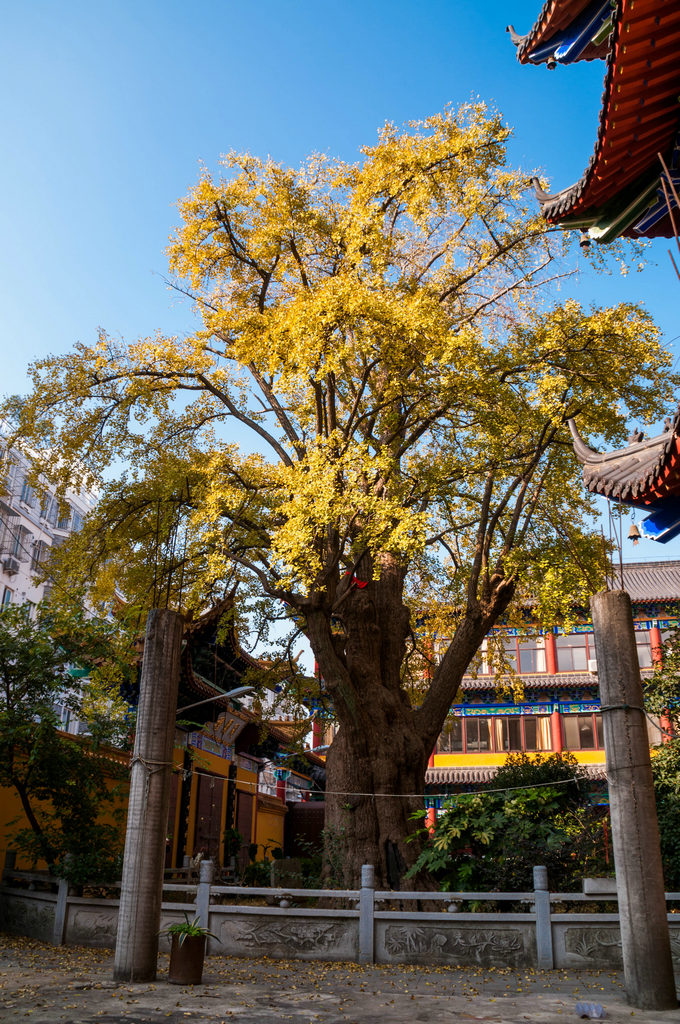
[628,522,641,545]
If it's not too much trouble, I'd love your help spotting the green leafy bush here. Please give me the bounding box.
[408,753,609,892]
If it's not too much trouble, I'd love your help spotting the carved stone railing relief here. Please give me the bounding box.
[2,863,680,970]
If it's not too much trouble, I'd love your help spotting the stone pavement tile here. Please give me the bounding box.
[1,934,679,1024]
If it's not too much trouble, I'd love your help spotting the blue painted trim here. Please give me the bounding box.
[641,496,680,543]
[633,167,680,235]
[527,0,612,65]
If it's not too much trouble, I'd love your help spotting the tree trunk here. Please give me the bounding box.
[309,554,432,889]
[308,553,513,891]
[323,712,429,889]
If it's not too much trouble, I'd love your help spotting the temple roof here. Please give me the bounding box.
[511,0,680,240]
[178,599,260,725]
[509,0,611,65]
[569,412,680,504]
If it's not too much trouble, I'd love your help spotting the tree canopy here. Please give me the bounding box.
[7,104,677,884]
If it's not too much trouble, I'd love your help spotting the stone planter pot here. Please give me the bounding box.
[168,934,206,985]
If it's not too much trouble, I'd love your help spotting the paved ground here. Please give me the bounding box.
[1,934,679,1024]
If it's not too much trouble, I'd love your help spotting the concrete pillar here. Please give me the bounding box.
[590,590,676,1010]
[113,608,184,982]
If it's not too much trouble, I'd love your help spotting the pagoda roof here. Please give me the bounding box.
[178,598,261,725]
[569,412,680,504]
[511,0,680,240]
[509,0,611,65]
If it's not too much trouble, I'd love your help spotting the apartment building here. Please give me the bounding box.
[0,429,97,732]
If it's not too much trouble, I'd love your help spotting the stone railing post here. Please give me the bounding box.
[196,859,214,933]
[2,850,16,881]
[52,876,69,946]
[533,865,553,970]
[359,863,375,964]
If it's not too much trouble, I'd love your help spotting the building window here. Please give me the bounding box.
[523,716,552,751]
[40,496,58,526]
[71,510,84,532]
[437,714,552,754]
[481,635,547,674]
[31,539,48,570]
[20,478,37,508]
[57,507,71,531]
[562,713,604,750]
[556,633,594,671]
[437,718,463,752]
[493,716,523,751]
[635,630,653,668]
[517,638,547,673]
[54,702,71,731]
[465,717,492,752]
[2,587,13,606]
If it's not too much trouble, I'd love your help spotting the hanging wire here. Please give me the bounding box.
[175,762,594,801]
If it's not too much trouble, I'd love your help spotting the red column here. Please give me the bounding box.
[312,717,322,750]
[550,709,563,752]
[425,807,436,833]
[651,623,672,742]
[428,748,435,768]
[276,777,286,802]
[545,632,557,675]
[650,624,663,665]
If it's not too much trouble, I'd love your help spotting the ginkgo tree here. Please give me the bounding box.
[9,104,677,887]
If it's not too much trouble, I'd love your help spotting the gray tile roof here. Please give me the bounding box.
[619,562,680,602]
[461,673,599,691]
[462,668,653,692]
[426,764,607,786]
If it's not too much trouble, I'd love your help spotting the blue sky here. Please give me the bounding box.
[2,0,678,560]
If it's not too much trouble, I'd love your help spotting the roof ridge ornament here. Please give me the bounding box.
[567,417,599,463]
[532,176,555,203]
[506,24,526,46]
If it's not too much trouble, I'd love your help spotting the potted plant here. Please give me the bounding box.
[161,915,218,985]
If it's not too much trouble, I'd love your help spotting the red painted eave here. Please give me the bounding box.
[540,0,680,236]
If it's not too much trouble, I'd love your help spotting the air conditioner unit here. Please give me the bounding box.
[588,658,598,674]
[3,557,19,576]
